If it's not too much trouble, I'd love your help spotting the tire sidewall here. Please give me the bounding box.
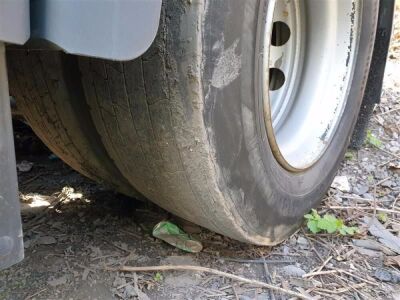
[202,0,378,240]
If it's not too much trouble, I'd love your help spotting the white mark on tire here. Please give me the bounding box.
[211,39,241,89]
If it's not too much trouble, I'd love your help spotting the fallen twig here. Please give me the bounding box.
[262,257,276,300]
[328,205,400,214]
[21,172,47,185]
[305,256,333,279]
[222,257,292,264]
[302,269,338,278]
[376,106,400,116]
[232,284,240,300]
[340,195,392,203]
[24,288,47,300]
[326,267,378,286]
[377,146,400,160]
[113,264,313,299]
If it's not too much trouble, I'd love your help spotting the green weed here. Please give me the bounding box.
[366,130,382,148]
[304,209,359,235]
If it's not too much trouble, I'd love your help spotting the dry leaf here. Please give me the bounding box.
[385,255,400,267]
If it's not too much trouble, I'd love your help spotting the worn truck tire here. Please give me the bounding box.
[7,50,136,196]
[78,0,379,244]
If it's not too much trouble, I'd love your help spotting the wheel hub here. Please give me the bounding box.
[262,0,362,171]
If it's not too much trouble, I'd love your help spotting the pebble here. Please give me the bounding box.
[282,245,290,255]
[281,265,306,277]
[331,176,351,192]
[37,236,56,245]
[354,184,369,195]
[47,275,67,287]
[381,180,393,188]
[16,160,33,172]
[123,284,137,298]
[362,193,374,200]
[296,236,309,249]
[374,268,400,283]
[389,146,400,153]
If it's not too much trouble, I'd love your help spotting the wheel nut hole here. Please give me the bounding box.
[269,68,285,91]
[271,21,291,46]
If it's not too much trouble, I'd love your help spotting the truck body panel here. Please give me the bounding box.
[30,0,162,60]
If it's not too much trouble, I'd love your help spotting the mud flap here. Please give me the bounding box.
[350,0,395,148]
[0,42,24,270]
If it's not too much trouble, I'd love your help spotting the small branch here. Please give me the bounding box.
[328,206,400,215]
[326,267,378,286]
[339,195,392,203]
[306,255,333,279]
[114,264,312,300]
[302,269,338,278]
[377,146,400,160]
[24,288,47,300]
[376,106,400,116]
[222,257,292,264]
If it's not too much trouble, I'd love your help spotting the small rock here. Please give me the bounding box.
[362,193,374,200]
[374,268,400,283]
[256,293,270,300]
[113,276,126,287]
[24,238,35,249]
[363,163,375,173]
[363,216,400,254]
[389,146,400,153]
[355,247,383,258]
[331,176,351,192]
[354,184,369,195]
[333,194,343,203]
[290,278,321,288]
[16,160,33,173]
[282,245,290,255]
[281,265,306,277]
[37,236,56,245]
[47,275,67,287]
[381,180,393,188]
[296,236,309,249]
[123,284,137,298]
[353,239,396,256]
[374,169,388,180]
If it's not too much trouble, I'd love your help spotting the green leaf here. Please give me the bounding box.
[344,226,358,235]
[335,218,344,228]
[304,209,359,235]
[307,220,320,234]
[377,212,387,223]
[154,272,163,282]
[366,130,382,148]
[317,214,338,233]
[344,151,355,160]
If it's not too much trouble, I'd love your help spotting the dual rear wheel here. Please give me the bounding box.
[8,0,378,244]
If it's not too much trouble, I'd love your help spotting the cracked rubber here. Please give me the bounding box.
[7,50,137,197]
[77,1,379,244]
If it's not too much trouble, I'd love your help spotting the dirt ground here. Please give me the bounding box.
[1,7,400,300]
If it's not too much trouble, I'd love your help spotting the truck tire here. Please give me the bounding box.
[78,0,379,245]
[7,50,137,196]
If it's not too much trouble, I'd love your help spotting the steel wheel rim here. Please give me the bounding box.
[261,0,362,171]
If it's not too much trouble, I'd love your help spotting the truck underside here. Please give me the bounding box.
[0,0,395,269]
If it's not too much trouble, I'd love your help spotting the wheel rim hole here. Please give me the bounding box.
[271,21,291,46]
[269,68,285,91]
